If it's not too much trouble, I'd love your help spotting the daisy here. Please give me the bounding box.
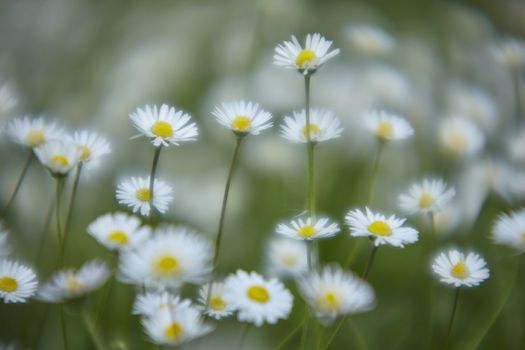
[67,130,111,168]
[345,208,419,247]
[116,176,173,216]
[34,140,82,177]
[363,110,414,142]
[492,208,525,252]
[129,104,198,147]
[297,265,375,321]
[432,249,489,287]
[118,225,212,289]
[133,291,192,316]
[274,33,340,75]
[0,259,38,303]
[265,237,308,278]
[197,281,235,320]
[223,270,293,327]
[3,116,62,148]
[212,100,272,136]
[37,260,110,303]
[439,116,484,158]
[87,212,151,251]
[491,38,525,69]
[280,109,343,143]
[398,178,456,215]
[345,24,395,56]
[276,215,340,241]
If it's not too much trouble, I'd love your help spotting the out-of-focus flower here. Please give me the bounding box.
[276,215,340,241]
[0,259,38,303]
[439,116,484,159]
[280,109,343,143]
[446,84,498,132]
[116,176,173,217]
[133,291,191,317]
[0,225,11,258]
[212,100,272,136]
[266,237,308,278]
[34,140,82,177]
[362,110,414,142]
[67,130,111,169]
[491,38,525,69]
[4,116,62,148]
[432,249,489,287]
[345,24,395,56]
[197,281,235,320]
[0,82,18,116]
[492,208,525,252]
[507,128,525,165]
[398,178,456,215]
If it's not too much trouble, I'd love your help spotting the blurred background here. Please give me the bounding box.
[1,0,525,348]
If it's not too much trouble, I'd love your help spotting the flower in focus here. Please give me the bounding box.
[492,208,525,252]
[133,291,191,316]
[363,110,414,142]
[212,100,272,136]
[87,212,151,251]
[0,259,38,303]
[265,237,308,278]
[345,24,395,56]
[4,116,62,148]
[116,176,173,216]
[439,116,484,159]
[197,281,235,320]
[280,109,343,143]
[67,130,111,168]
[34,140,82,177]
[398,178,456,215]
[432,249,489,287]
[276,215,340,241]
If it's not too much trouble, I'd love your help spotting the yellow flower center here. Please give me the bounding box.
[281,254,298,267]
[368,220,392,236]
[376,121,394,140]
[79,145,90,161]
[136,188,151,202]
[301,123,321,139]
[319,291,341,311]
[231,115,251,131]
[246,285,270,303]
[51,155,69,167]
[0,276,18,292]
[296,49,317,66]
[210,296,226,311]
[448,131,466,154]
[151,121,174,138]
[164,322,184,341]
[155,256,179,276]
[66,276,82,292]
[451,262,469,279]
[26,130,45,147]
[108,230,129,245]
[298,225,317,238]
[418,193,434,209]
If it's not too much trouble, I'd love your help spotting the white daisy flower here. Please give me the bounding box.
[197,282,235,320]
[116,176,173,217]
[280,109,343,143]
[345,208,419,247]
[266,237,308,278]
[398,178,456,215]
[212,100,272,136]
[439,116,484,158]
[297,265,375,321]
[363,110,414,142]
[142,304,213,347]
[118,225,212,289]
[133,291,192,316]
[129,104,198,147]
[274,33,340,75]
[223,270,293,327]
[491,38,525,69]
[345,24,395,56]
[276,215,340,241]
[432,249,489,288]
[34,140,82,177]
[37,260,110,303]
[0,259,38,303]
[492,208,525,252]
[87,212,151,251]
[3,116,62,148]
[67,130,111,168]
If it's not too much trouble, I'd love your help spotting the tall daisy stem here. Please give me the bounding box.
[1,151,33,218]
[322,316,347,350]
[236,323,250,350]
[62,162,83,251]
[83,306,106,350]
[55,177,65,267]
[362,244,378,281]
[148,146,162,219]
[303,75,316,219]
[367,142,385,205]
[273,318,306,350]
[444,287,461,349]
[60,305,69,350]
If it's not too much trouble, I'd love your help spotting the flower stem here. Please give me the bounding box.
[149,146,162,219]
[322,316,347,350]
[83,306,106,350]
[303,75,317,219]
[273,318,306,350]
[512,67,523,125]
[367,141,385,205]
[307,241,313,270]
[362,244,378,281]
[55,177,65,267]
[1,150,33,218]
[60,305,69,350]
[236,323,250,350]
[62,162,83,255]
[444,287,461,349]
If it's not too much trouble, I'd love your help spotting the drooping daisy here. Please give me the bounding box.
[276,215,340,241]
[197,281,235,320]
[363,110,414,142]
[432,249,489,287]
[37,260,110,303]
[3,116,62,148]
[345,24,395,56]
[491,208,525,252]
[116,176,173,217]
[87,212,151,251]
[274,33,340,75]
[0,259,38,303]
[223,270,293,327]
[130,104,198,147]
[133,291,192,316]
[398,178,456,215]
[34,140,82,177]
[118,225,212,289]
[345,208,419,247]
[280,109,343,143]
[212,100,272,136]
[491,38,525,69]
[265,237,308,278]
[297,265,375,321]
[67,130,111,168]
[439,116,484,158]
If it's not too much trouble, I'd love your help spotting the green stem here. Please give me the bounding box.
[55,177,65,267]
[83,307,106,350]
[444,287,461,349]
[149,146,162,219]
[344,240,362,269]
[307,241,313,271]
[95,253,117,324]
[236,323,250,350]
[34,197,55,265]
[429,212,436,237]
[1,151,33,218]
[62,162,83,255]
[60,305,69,350]
[367,142,385,205]
[362,244,378,281]
[322,316,347,350]
[303,75,316,219]
[273,319,306,350]
[512,67,523,125]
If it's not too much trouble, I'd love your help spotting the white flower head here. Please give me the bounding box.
[265,237,308,278]
[87,212,151,251]
[280,109,343,143]
[212,100,272,136]
[67,130,111,168]
[398,178,456,215]
[439,116,484,158]
[37,260,109,303]
[130,104,198,147]
[3,116,62,148]
[276,215,340,241]
[345,24,395,56]
[133,291,192,316]
[197,281,235,320]
[492,208,525,252]
[363,110,414,142]
[491,38,525,69]
[118,225,212,289]
[116,176,173,217]
[274,33,340,75]
[34,140,82,177]
[345,208,419,247]
[297,265,375,321]
[0,259,38,303]
[432,249,489,288]
[223,270,293,327]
